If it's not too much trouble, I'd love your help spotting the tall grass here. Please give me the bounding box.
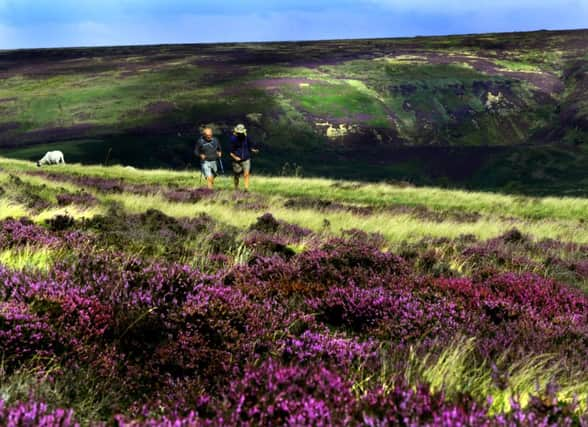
[2,157,588,244]
[0,246,58,273]
[0,199,27,220]
[365,337,588,415]
[105,192,588,244]
[0,359,123,425]
[33,205,105,222]
[2,156,588,221]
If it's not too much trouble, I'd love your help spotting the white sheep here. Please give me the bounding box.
[36,151,65,167]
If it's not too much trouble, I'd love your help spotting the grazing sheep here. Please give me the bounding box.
[37,151,65,167]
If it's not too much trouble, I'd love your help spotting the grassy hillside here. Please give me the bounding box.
[1,156,587,291]
[0,29,587,194]
[1,157,588,244]
[0,158,587,424]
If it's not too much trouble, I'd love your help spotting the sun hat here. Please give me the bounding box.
[234,124,247,135]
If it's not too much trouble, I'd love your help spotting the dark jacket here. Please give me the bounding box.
[195,136,222,161]
[230,134,257,162]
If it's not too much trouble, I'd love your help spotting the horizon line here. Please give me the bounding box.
[1,26,586,52]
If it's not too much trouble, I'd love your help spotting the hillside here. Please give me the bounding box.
[0,29,587,194]
[0,157,587,424]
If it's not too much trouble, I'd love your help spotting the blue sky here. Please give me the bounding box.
[0,0,586,49]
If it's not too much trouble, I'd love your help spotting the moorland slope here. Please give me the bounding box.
[0,29,587,194]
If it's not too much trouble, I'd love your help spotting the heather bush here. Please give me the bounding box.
[78,208,215,260]
[0,300,58,371]
[0,200,587,425]
[45,214,76,232]
[276,329,379,370]
[163,187,214,203]
[228,190,269,211]
[249,213,312,243]
[3,174,53,212]
[456,229,588,291]
[308,285,466,344]
[294,235,410,288]
[221,359,356,426]
[283,196,375,216]
[243,231,296,259]
[27,171,156,195]
[56,191,98,207]
[0,399,77,427]
[0,218,61,248]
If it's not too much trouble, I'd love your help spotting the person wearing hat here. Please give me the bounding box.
[195,127,222,189]
[229,123,259,191]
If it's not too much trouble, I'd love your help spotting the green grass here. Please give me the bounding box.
[393,337,587,414]
[0,66,211,130]
[2,157,588,246]
[120,195,588,244]
[0,63,275,134]
[493,59,543,73]
[289,81,390,123]
[5,157,588,219]
[0,246,58,272]
[0,199,27,220]
[0,360,124,424]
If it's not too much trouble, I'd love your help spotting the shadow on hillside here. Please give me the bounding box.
[1,134,586,198]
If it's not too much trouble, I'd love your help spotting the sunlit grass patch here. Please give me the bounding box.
[493,59,543,73]
[1,170,85,211]
[403,337,588,414]
[105,192,258,229]
[292,80,390,122]
[33,205,105,223]
[357,337,588,416]
[2,157,588,244]
[101,189,588,244]
[0,199,28,220]
[0,246,58,272]
[375,55,429,64]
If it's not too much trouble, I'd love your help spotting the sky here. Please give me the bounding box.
[0,0,586,49]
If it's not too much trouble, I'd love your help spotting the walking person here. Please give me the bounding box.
[195,127,222,190]
[229,124,259,192]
